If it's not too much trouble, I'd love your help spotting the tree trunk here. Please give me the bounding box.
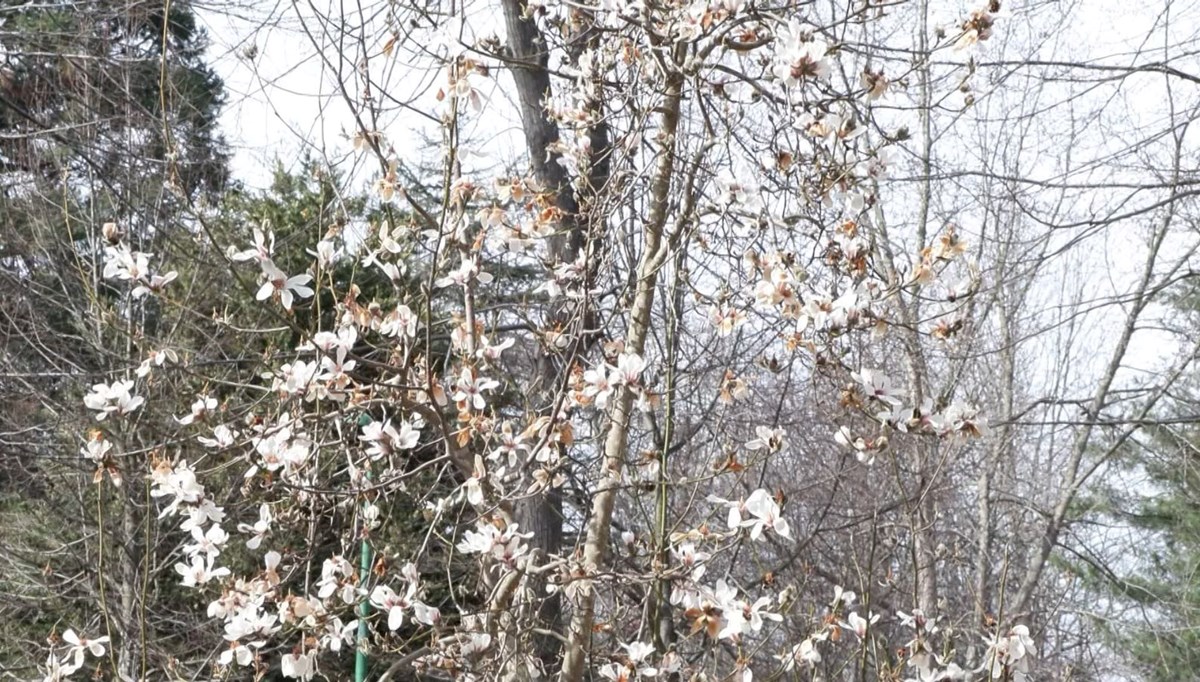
[559,71,683,682]
[499,0,609,666]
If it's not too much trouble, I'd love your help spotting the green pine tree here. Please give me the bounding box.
[1101,284,1200,680]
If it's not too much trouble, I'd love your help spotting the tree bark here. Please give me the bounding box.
[499,0,610,666]
[559,72,684,682]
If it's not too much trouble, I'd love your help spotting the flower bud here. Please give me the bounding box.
[102,222,122,244]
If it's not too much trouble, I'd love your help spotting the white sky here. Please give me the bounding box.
[199,0,526,191]
[196,0,1199,383]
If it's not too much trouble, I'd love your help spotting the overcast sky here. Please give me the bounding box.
[195,0,1199,384]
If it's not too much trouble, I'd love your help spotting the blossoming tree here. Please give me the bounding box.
[12,0,1155,678]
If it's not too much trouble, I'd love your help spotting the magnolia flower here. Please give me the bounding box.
[673,542,710,581]
[746,595,784,632]
[317,556,359,604]
[264,551,283,585]
[218,642,257,667]
[456,521,531,564]
[395,420,422,451]
[41,651,78,682]
[445,61,484,112]
[365,253,404,281]
[832,585,857,610]
[61,629,109,669]
[379,304,419,338]
[257,261,314,311]
[435,255,493,289]
[477,335,515,362]
[83,379,144,420]
[275,359,320,400]
[370,585,409,631]
[280,650,316,680]
[707,494,747,531]
[984,624,1036,681]
[488,421,528,469]
[150,460,206,517]
[861,66,889,100]
[198,424,236,449]
[176,395,217,425]
[230,227,274,263]
[453,367,500,410]
[175,554,231,587]
[102,244,151,281]
[238,504,272,549]
[715,178,763,211]
[709,304,747,336]
[707,580,744,639]
[224,609,280,642]
[370,571,440,631]
[781,636,823,669]
[80,436,111,464]
[943,402,989,438]
[306,326,357,354]
[773,38,831,87]
[844,611,880,639]
[742,488,791,540]
[320,617,358,652]
[601,644,659,682]
[308,239,341,268]
[853,368,902,405]
[719,371,749,404]
[360,418,420,459]
[252,428,311,477]
[745,426,786,452]
[599,663,634,682]
[179,499,225,533]
[372,158,402,200]
[317,347,356,390]
[754,268,798,311]
[183,523,230,559]
[135,348,178,378]
[131,270,178,299]
[582,365,615,407]
[609,352,646,386]
[955,6,997,51]
[835,425,885,465]
[457,630,491,658]
[463,455,487,506]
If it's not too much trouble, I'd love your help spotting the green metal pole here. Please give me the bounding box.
[356,520,371,681]
[356,437,373,681]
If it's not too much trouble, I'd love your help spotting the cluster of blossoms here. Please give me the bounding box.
[241,413,314,481]
[101,231,178,300]
[772,20,832,92]
[650,524,1018,682]
[674,578,783,643]
[983,624,1037,681]
[707,488,792,541]
[457,519,533,566]
[598,641,673,682]
[84,378,338,682]
[142,446,358,680]
[574,351,648,410]
[84,234,178,433]
[369,562,441,630]
[83,379,144,421]
[230,227,315,311]
[823,368,989,465]
[79,257,497,678]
